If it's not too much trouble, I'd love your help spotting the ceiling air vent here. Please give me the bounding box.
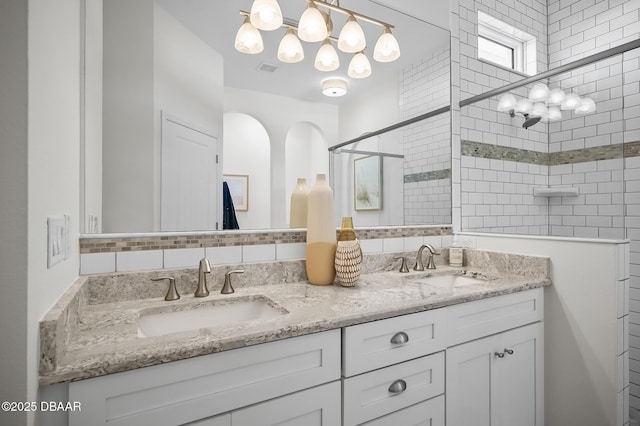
[257,62,278,73]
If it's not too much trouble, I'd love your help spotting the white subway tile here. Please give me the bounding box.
[163,248,205,269]
[243,244,276,262]
[116,250,163,272]
[80,252,115,275]
[206,246,242,265]
[276,243,306,260]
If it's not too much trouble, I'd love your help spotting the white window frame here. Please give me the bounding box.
[477,11,537,76]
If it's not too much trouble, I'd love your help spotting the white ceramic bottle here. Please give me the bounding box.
[289,178,309,228]
[306,174,337,285]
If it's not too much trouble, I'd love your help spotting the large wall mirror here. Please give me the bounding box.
[81,0,451,234]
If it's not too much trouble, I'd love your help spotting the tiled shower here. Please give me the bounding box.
[452,0,640,414]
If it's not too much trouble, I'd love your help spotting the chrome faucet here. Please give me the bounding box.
[195,257,212,297]
[414,244,439,271]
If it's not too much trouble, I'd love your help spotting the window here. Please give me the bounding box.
[477,11,536,76]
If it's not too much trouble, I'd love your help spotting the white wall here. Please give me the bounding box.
[102,0,155,233]
[224,87,339,229]
[223,113,271,230]
[81,0,103,233]
[339,74,400,142]
[462,233,629,426]
[102,2,224,233]
[29,1,82,425]
[0,1,29,425]
[154,4,224,231]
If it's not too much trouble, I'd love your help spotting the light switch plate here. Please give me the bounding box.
[47,215,70,268]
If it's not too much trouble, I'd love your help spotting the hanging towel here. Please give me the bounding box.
[223,181,240,230]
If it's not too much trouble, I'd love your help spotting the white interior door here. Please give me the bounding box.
[161,114,218,231]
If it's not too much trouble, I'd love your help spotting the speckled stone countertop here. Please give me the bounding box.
[39,249,551,386]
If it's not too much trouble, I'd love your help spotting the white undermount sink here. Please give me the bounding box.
[137,296,287,338]
[407,274,485,288]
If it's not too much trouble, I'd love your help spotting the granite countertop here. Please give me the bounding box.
[39,249,551,386]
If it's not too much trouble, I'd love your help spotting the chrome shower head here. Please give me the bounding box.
[522,114,541,129]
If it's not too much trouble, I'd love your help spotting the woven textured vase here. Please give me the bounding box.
[335,239,363,287]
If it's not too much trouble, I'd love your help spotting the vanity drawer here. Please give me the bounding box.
[342,351,445,426]
[360,395,444,426]
[343,308,446,377]
[446,287,543,347]
[69,329,340,426]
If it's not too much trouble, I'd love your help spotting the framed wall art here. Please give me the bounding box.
[223,174,249,211]
[354,156,383,211]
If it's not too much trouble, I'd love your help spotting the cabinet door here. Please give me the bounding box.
[446,333,498,426]
[182,413,230,426]
[494,323,543,426]
[231,381,341,426]
[446,322,543,426]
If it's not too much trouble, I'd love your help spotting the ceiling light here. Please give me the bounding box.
[515,99,532,115]
[547,88,566,105]
[497,94,517,112]
[277,28,304,63]
[338,15,366,53]
[235,16,264,54]
[529,83,550,102]
[315,39,340,71]
[561,93,581,110]
[530,102,548,118]
[373,27,400,62]
[250,0,283,31]
[575,97,596,114]
[546,106,562,121]
[348,52,372,79]
[322,78,347,97]
[298,2,327,42]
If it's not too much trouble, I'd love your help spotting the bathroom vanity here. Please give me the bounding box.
[40,250,550,426]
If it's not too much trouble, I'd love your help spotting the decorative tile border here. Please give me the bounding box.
[404,168,452,183]
[462,140,640,165]
[461,140,547,165]
[80,226,453,254]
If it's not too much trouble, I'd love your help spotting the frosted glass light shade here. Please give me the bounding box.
[547,88,566,105]
[373,27,400,62]
[298,2,327,42]
[277,28,304,63]
[561,93,581,110]
[546,106,562,121]
[338,16,366,53]
[322,78,347,97]
[348,52,372,79]
[315,39,340,71]
[235,17,264,54]
[515,98,532,114]
[529,83,550,102]
[530,102,547,118]
[250,0,283,31]
[497,93,517,111]
[575,97,596,114]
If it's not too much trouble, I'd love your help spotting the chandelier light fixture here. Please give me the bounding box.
[497,82,596,129]
[235,0,400,81]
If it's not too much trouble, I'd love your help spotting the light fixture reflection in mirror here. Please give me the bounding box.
[85,0,452,234]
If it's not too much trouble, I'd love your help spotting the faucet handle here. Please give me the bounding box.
[394,257,409,273]
[222,270,245,294]
[151,276,180,301]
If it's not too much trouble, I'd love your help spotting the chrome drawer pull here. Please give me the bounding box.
[388,379,407,394]
[390,331,409,345]
[504,348,514,355]
[494,351,505,358]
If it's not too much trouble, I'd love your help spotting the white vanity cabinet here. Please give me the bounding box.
[342,309,447,426]
[68,329,341,426]
[445,288,544,426]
